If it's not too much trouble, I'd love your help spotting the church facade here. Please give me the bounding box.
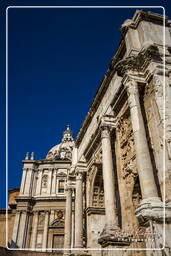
[10,126,74,252]
[2,9,171,256]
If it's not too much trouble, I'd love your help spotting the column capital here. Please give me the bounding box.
[123,77,139,96]
[44,210,50,215]
[33,210,39,214]
[100,124,111,139]
[65,184,73,193]
[75,171,83,181]
[100,115,117,138]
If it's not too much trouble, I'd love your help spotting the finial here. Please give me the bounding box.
[25,152,29,160]
[67,124,70,130]
[31,152,34,160]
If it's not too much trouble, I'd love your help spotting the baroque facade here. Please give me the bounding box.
[1,9,171,256]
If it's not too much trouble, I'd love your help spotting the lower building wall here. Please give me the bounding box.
[0,212,15,248]
[87,214,105,255]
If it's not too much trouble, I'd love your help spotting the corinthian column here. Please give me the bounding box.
[124,78,159,200]
[100,124,118,228]
[42,211,49,250]
[64,186,72,254]
[75,172,83,248]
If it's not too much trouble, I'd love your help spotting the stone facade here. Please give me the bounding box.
[1,9,171,256]
[9,126,74,253]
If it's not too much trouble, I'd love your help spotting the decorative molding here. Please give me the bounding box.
[120,10,168,35]
[115,45,162,77]
[86,207,105,216]
[135,197,171,224]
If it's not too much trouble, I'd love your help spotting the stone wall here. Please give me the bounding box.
[0,211,15,248]
[0,247,64,256]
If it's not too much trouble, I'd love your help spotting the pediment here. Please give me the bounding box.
[50,219,64,228]
[57,172,67,177]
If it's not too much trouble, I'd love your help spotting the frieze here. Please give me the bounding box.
[115,45,162,76]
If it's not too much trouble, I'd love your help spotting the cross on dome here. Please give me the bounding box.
[62,124,74,143]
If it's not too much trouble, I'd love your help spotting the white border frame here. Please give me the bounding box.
[6,5,166,252]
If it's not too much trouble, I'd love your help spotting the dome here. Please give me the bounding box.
[46,125,74,160]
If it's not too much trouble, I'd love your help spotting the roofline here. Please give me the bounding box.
[8,188,20,192]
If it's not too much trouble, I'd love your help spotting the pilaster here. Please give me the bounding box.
[31,211,39,249]
[42,211,49,251]
[64,185,73,255]
[11,210,20,247]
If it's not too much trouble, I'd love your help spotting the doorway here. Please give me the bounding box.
[52,234,64,255]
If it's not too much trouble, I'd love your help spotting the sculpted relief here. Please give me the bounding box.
[117,111,141,230]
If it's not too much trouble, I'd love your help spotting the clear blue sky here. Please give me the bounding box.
[0,0,170,209]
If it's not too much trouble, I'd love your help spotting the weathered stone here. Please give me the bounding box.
[1,9,171,256]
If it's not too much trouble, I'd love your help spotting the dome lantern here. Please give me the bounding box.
[46,125,74,160]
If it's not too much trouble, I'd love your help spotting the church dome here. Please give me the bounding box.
[46,125,74,160]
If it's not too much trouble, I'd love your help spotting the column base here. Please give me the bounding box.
[70,250,91,256]
[64,250,71,256]
[101,245,127,256]
[135,197,171,225]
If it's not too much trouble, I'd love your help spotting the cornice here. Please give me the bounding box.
[121,10,168,35]
[22,159,71,165]
[86,207,105,216]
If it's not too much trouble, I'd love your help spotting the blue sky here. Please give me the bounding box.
[0,0,170,209]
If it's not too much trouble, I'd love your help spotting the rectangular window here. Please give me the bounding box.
[58,180,65,194]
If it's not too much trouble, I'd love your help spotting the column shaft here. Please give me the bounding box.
[11,211,20,246]
[31,212,39,249]
[71,210,75,248]
[75,173,83,248]
[36,170,42,196]
[24,169,33,196]
[17,211,27,248]
[51,169,57,195]
[42,211,49,250]
[64,187,72,251]
[125,79,158,199]
[20,169,27,195]
[47,169,52,194]
[101,126,117,228]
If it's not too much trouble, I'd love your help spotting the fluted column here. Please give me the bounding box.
[101,124,118,228]
[31,211,39,249]
[64,186,72,253]
[75,172,83,248]
[124,78,158,200]
[42,211,49,250]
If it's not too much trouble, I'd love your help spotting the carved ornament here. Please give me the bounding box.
[115,45,161,76]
